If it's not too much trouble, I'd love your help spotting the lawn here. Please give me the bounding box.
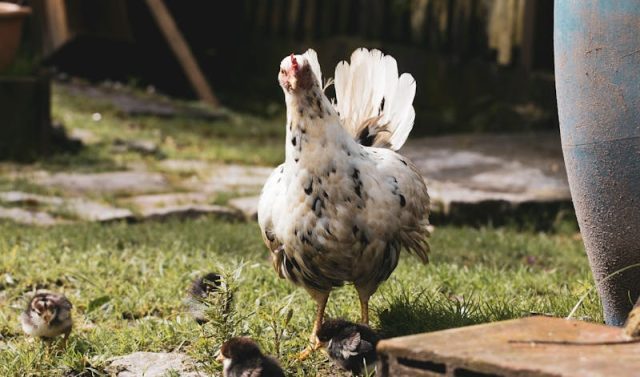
[0,83,601,376]
[0,217,599,376]
[46,83,286,172]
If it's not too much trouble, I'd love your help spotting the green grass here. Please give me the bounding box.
[47,84,285,172]
[0,218,600,376]
[0,82,600,376]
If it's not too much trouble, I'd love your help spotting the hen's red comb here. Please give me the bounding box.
[290,54,299,72]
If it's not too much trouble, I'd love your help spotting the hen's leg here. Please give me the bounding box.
[356,285,375,325]
[298,290,330,360]
[359,297,369,324]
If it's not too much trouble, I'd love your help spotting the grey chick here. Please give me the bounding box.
[186,272,223,325]
[216,337,285,377]
[20,291,73,345]
[316,318,380,375]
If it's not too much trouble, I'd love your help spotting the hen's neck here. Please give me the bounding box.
[284,86,355,171]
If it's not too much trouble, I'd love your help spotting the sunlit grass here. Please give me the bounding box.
[0,218,598,376]
[48,84,285,172]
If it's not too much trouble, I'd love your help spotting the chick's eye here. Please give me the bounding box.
[280,69,286,74]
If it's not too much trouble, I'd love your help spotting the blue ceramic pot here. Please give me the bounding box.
[555,1,640,326]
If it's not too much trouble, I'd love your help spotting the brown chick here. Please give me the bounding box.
[216,337,285,377]
[19,291,73,346]
[624,297,640,338]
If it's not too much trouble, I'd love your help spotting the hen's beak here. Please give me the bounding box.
[215,351,225,363]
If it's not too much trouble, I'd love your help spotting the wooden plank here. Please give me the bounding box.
[336,0,351,34]
[255,0,269,34]
[410,0,429,43]
[319,0,335,38]
[144,0,220,108]
[378,317,639,377]
[287,0,301,37]
[34,0,70,57]
[303,0,317,39]
[520,0,537,71]
[0,74,51,159]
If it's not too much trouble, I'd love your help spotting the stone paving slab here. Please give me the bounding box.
[0,191,134,223]
[63,199,133,222]
[106,352,205,377]
[158,159,212,173]
[0,207,63,226]
[121,192,211,210]
[0,133,572,225]
[60,81,227,120]
[402,132,571,221]
[377,316,637,377]
[228,195,260,220]
[137,204,243,222]
[0,191,64,206]
[167,161,272,195]
[32,171,171,196]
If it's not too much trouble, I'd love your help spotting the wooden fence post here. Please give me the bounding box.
[145,0,220,108]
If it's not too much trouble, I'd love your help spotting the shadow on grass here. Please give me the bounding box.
[375,289,519,339]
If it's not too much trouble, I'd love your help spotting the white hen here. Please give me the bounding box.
[258,48,430,355]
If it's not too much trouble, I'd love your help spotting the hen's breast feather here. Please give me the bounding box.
[260,144,426,260]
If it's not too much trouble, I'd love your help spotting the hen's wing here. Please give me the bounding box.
[257,164,286,277]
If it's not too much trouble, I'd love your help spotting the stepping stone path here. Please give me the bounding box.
[0,133,572,226]
[228,195,260,220]
[0,207,62,226]
[60,81,227,120]
[33,171,171,196]
[160,160,272,195]
[402,132,571,221]
[106,352,205,377]
[139,204,243,222]
[0,191,133,223]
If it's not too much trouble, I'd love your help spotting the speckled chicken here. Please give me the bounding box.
[258,48,430,352]
[20,291,73,345]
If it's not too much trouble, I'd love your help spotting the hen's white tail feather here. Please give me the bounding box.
[333,48,416,150]
[303,49,323,88]
[303,48,416,150]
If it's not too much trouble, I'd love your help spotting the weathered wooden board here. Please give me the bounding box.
[377,316,638,377]
[0,74,51,159]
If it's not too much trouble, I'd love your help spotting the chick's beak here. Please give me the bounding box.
[42,311,53,324]
[215,351,225,363]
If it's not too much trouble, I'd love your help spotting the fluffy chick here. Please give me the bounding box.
[186,272,223,324]
[625,297,640,338]
[316,318,380,375]
[216,337,285,377]
[20,291,73,345]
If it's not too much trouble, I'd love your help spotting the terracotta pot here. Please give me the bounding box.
[0,2,31,73]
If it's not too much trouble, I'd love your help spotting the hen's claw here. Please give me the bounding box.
[297,346,314,361]
[297,341,322,361]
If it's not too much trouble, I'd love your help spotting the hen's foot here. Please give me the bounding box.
[297,339,322,361]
